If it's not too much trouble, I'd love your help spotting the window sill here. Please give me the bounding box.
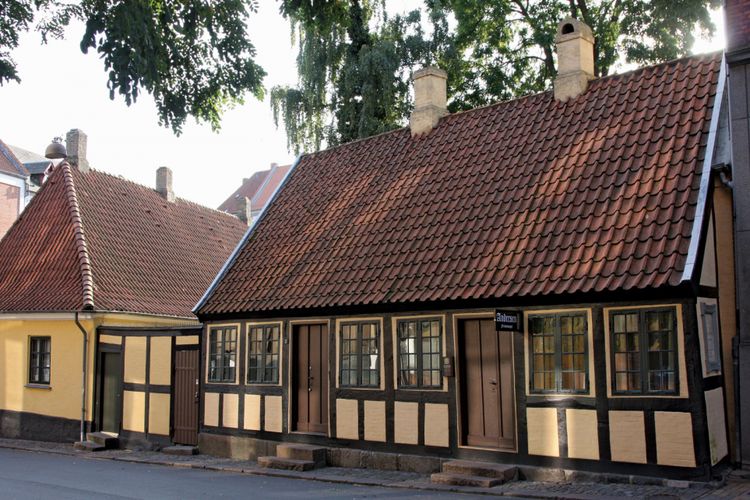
[25,383,51,390]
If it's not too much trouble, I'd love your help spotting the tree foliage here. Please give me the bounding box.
[0,0,266,133]
[273,0,719,153]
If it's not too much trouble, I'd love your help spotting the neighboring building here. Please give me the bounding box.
[7,143,52,191]
[0,144,247,448]
[195,19,735,480]
[0,140,29,238]
[218,163,291,224]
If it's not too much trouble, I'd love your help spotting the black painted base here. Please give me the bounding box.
[118,430,172,451]
[0,409,83,443]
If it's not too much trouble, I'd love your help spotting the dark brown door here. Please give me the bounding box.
[293,324,329,434]
[459,318,515,450]
[173,348,199,445]
[100,352,122,433]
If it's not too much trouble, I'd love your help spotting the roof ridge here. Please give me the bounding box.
[80,167,243,223]
[306,51,722,158]
[60,163,95,310]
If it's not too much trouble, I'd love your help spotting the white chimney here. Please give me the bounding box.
[65,129,89,172]
[554,18,595,102]
[156,166,175,202]
[409,67,448,136]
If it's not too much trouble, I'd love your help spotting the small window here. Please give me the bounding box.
[529,313,588,393]
[701,303,721,373]
[247,325,280,384]
[397,319,442,389]
[29,336,51,385]
[208,326,237,383]
[611,308,678,395]
[340,322,380,388]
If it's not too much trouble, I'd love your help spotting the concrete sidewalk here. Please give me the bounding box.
[0,438,746,499]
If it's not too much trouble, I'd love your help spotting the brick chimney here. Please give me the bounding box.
[554,18,595,102]
[409,67,448,136]
[235,196,252,225]
[156,166,174,202]
[65,129,89,172]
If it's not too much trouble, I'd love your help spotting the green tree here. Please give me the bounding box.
[0,0,266,133]
[273,0,719,153]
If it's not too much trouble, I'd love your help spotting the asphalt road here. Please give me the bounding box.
[0,448,486,499]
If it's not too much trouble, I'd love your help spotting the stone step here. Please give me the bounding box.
[442,460,517,480]
[276,443,327,467]
[431,472,504,488]
[162,445,198,456]
[74,441,105,452]
[86,432,119,449]
[258,456,317,472]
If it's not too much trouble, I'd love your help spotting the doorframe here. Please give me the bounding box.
[288,319,332,436]
[171,343,200,445]
[452,312,519,453]
[94,343,123,434]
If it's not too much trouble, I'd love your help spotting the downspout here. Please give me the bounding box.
[74,312,88,443]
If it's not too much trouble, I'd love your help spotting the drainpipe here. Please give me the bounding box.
[74,312,88,443]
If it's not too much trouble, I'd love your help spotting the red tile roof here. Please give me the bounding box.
[0,164,247,317]
[218,170,269,214]
[0,140,28,178]
[198,53,722,316]
[251,164,291,209]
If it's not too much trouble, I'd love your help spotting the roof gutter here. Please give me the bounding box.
[681,54,727,282]
[193,155,303,314]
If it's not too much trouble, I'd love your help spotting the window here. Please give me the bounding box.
[29,336,51,385]
[611,308,677,395]
[247,325,280,384]
[701,303,721,373]
[208,326,237,383]
[529,313,588,393]
[397,319,442,389]
[340,322,380,388]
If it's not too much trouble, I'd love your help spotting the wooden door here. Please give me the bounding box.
[100,352,122,434]
[173,348,199,445]
[459,318,515,450]
[293,324,329,434]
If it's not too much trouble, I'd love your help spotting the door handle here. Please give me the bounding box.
[489,380,497,385]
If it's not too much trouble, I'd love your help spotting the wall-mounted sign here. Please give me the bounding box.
[495,310,521,332]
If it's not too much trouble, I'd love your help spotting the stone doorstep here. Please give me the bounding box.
[86,432,119,449]
[442,460,518,480]
[257,456,316,472]
[430,472,504,488]
[276,443,327,467]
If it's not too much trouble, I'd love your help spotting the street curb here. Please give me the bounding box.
[0,440,720,499]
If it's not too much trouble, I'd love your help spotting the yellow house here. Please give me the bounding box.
[0,154,245,448]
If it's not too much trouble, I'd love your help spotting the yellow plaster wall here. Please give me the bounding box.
[0,313,193,426]
[99,335,122,345]
[336,399,359,440]
[394,402,418,445]
[364,400,386,442]
[175,336,199,345]
[148,393,171,436]
[705,388,729,465]
[527,408,559,457]
[244,394,261,431]
[566,409,599,460]
[700,217,717,287]
[149,337,172,386]
[124,337,147,384]
[655,412,696,467]
[609,411,647,464]
[123,390,145,432]
[204,392,219,427]
[424,403,449,448]
[264,395,282,433]
[222,393,239,429]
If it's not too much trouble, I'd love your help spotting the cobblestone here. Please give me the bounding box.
[0,438,745,499]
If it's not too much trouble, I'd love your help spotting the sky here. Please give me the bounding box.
[0,4,725,209]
